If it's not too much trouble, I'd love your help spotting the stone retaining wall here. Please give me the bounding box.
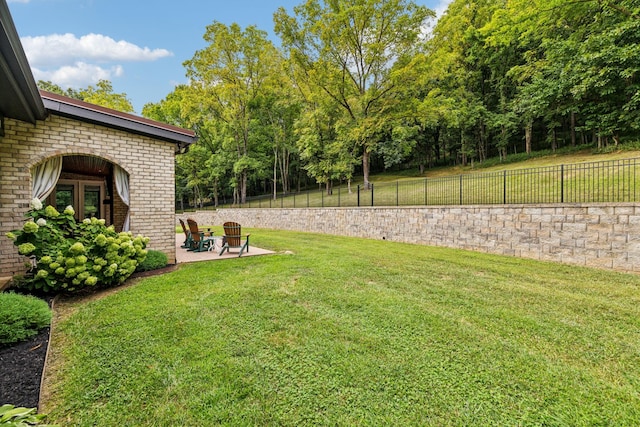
[178,203,640,273]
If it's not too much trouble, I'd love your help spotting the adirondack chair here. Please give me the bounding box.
[219,222,250,257]
[186,218,214,252]
[179,219,192,249]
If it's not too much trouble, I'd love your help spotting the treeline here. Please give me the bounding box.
[141,0,640,207]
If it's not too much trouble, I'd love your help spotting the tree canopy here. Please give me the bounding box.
[37,80,134,113]
[142,0,640,206]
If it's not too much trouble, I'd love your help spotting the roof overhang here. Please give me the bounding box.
[41,91,196,150]
[0,0,46,124]
[1,0,196,152]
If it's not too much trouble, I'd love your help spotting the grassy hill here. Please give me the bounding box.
[373,145,640,182]
[201,145,640,210]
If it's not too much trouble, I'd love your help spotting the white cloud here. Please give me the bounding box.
[21,32,172,89]
[31,62,124,89]
[22,33,172,67]
[421,0,454,40]
[434,0,453,18]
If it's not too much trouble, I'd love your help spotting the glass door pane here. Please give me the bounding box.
[55,184,74,213]
[83,185,101,219]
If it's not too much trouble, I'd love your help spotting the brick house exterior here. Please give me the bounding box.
[0,1,196,279]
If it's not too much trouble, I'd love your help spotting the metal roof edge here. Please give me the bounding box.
[0,0,47,123]
[41,91,197,146]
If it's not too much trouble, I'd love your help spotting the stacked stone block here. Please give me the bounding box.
[179,203,639,273]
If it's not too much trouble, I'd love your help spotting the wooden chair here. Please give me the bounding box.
[179,219,192,249]
[186,218,214,252]
[219,222,250,257]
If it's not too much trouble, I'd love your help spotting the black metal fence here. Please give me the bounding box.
[208,157,640,209]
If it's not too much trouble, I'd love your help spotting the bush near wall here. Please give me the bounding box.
[0,292,51,345]
[6,199,148,294]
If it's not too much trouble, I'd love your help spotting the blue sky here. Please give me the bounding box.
[7,0,451,114]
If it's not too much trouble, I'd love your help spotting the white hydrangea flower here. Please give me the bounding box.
[36,218,47,226]
[64,205,75,215]
[30,198,43,210]
[83,218,91,224]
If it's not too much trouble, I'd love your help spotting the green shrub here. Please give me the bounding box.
[135,250,168,272]
[0,292,51,345]
[0,404,55,426]
[6,199,148,293]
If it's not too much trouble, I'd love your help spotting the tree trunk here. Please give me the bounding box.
[278,148,290,194]
[273,149,278,201]
[194,185,202,208]
[478,121,487,163]
[326,180,333,195]
[597,130,602,149]
[433,127,441,164]
[525,120,532,155]
[241,172,247,204]
[500,126,508,161]
[461,131,467,167]
[362,149,371,189]
[570,111,576,147]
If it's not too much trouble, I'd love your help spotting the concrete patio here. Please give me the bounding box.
[174,234,273,264]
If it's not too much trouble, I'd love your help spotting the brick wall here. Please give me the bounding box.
[0,115,177,276]
[178,203,640,273]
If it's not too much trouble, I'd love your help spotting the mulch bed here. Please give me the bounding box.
[0,265,177,409]
[0,326,49,408]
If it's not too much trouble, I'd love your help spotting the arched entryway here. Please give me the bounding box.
[33,155,130,231]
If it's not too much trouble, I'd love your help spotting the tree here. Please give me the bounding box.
[275,0,433,188]
[296,91,357,194]
[418,0,512,165]
[484,0,640,151]
[184,22,283,204]
[143,85,215,208]
[38,79,134,113]
[249,64,303,198]
[37,80,81,99]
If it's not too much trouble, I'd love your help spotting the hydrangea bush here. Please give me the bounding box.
[6,198,148,293]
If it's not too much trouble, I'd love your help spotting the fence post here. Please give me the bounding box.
[424,178,428,206]
[357,185,360,207]
[371,183,374,207]
[338,186,341,207]
[503,170,507,204]
[396,181,399,206]
[561,164,564,203]
[322,188,324,207]
[459,175,463,205]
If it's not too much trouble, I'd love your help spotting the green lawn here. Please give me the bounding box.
[43,229,640,426]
